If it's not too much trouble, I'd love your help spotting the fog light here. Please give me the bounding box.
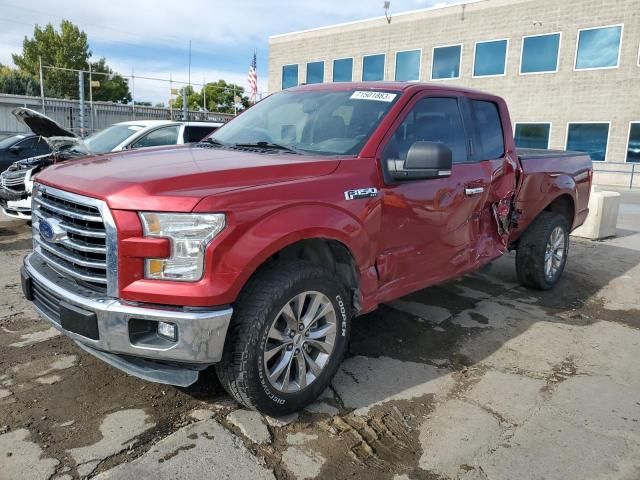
[158,321,177,341]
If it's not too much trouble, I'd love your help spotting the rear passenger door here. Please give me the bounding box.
[376,93,494,297]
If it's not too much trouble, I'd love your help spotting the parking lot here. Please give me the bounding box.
[1,188,639,480]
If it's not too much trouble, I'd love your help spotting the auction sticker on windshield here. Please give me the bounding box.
[350,91,397,102]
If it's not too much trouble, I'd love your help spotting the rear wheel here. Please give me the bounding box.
[516,212,569,290]
[215,260,350,415]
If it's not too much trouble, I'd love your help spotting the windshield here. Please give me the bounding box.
[84,124,145,153]
[211,89,400,156]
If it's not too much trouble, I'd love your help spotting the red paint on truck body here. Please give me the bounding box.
[35,82,592,313]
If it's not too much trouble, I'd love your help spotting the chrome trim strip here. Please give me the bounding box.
[24,253,233,365]
[35,246,108,284]
[33,183,118,297]
[35,237,107,269]
[33,210,107,238]
[33,196,103,223]
[59,237,107,254]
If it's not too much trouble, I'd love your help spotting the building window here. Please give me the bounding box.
[514,123,551,149]
[566,123,610,161]
[395,49,421,81]
[362,54,385,81]
[575,25,623,70]
[332,58,353,82]
[431,44,462,80]
[627,123,640,163]
[282,64,298,89]
[306,61,324,84]
[520,33,561,74]
[473,39,508,77]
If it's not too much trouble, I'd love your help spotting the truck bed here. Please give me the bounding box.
[510,148,592,240]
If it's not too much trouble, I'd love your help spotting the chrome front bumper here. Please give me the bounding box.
[22,253,233,386]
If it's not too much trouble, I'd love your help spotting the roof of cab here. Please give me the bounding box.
[287,81,496,97]
[114,120,224,127]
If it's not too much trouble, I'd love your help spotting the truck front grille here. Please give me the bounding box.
[32,184,117,295]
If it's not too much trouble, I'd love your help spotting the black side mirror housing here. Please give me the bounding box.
[9,145,23,154]
[387,141,453,181]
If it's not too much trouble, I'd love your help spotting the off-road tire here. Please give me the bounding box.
[215,260,351,415]
[516,211,569,290]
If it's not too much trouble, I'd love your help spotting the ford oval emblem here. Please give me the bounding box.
[38,218,66,243]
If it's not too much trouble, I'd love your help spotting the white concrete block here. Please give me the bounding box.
[571,190,620,240]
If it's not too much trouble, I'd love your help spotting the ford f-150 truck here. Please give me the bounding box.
[20,82,592,414]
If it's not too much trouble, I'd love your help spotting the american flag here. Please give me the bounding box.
[247,50,258,103]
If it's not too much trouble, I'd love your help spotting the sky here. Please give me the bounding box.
[0,0,451,104]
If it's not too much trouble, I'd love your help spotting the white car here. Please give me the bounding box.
[1,111,223,220]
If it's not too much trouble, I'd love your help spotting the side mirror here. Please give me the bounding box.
[386,141,453,181]
[9,145,23,154]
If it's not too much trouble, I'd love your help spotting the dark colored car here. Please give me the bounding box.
[0,134,51,173]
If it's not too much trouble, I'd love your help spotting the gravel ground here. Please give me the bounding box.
[1,189,639,480]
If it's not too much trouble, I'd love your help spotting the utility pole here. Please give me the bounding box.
[38,56,45,114]
[78,70,85,137]
[88,62,94,132]
[233,84,237,116]
[131,68,135,118]
[203,78,206,112]
[182,86,188,120]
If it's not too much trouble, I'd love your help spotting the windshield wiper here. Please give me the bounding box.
[232,141,302,154]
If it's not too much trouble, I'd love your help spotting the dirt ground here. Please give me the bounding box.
[1,188,639,480]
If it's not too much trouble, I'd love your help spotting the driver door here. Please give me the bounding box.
[375,94,493,300]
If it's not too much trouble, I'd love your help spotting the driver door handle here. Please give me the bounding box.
[465,186,485,196]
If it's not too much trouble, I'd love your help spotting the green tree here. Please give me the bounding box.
[10,20,131,103]
[89,58,131,104]
[172,80,249,113]
[0,64,40,96]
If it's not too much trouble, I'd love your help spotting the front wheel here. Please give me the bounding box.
[215,260,350,415]
[516,212,570,290]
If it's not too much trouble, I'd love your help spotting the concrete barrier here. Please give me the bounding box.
[571,189,621,240]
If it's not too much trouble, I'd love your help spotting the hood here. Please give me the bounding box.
[35,144,341,211]
[12,107,89,155]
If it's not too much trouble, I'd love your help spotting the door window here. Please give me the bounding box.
[184,125,217,143]
[470,100,505,160]
[383,97,468,164]
[131,126,180,149]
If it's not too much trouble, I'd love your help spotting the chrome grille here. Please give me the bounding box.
[32,184,118,296]
[0,169,28,192]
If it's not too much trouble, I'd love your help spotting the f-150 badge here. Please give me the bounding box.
[344,188,378,201]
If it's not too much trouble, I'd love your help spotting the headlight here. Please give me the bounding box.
[139,212,226,281]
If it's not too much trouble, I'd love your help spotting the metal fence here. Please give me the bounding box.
[592,162,638,189]
[0,93,234,137]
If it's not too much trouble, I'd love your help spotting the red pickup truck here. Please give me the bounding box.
[21,82,592,414]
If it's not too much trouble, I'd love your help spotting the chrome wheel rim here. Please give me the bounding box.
[544,226,566,280]
[263,291,337,393]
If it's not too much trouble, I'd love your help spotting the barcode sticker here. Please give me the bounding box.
[350,91,397,102]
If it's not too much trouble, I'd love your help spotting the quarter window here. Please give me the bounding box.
[566,123,609,161]
[521,33,561,74]
[431,45,462,80]
[383,97,468,164]
[282,65,298,89]
[395,49,421,81]
[470,100,505,160]
[362,54,385,81]
[626,123,640,163]
[333,58,353,82]
[306,61,324,84]
[514,123,551,149]
[474,39,508,77]
[575,25,622,70]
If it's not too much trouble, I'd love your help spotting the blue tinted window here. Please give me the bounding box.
[282,65,298,89]
[432,45,461,79]
[474,39,508,77]
[306,61,324,84]
[362,54,385,81]
[333,58,353,82]
[471,100,504,160]
[521,34,560,73]
[566,123,609,161]
[515,123,551,149]
[576,26,622,69]
[626,123,640,163]
[395,50,421,81]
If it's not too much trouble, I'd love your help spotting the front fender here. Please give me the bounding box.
[213,203,373,302]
